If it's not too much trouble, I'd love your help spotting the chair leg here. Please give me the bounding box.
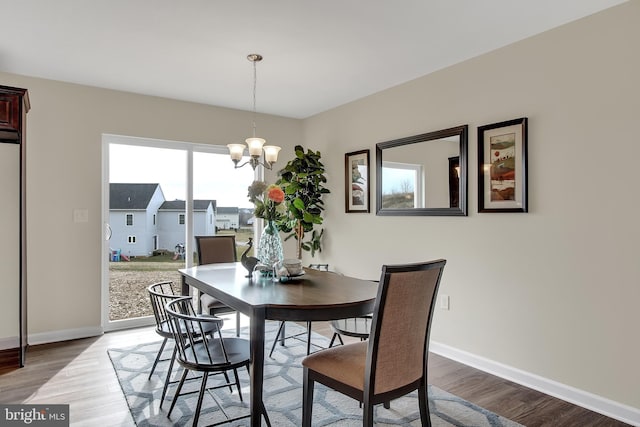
[168,368,189,417]
[279,322,286,346]
[243,365,271,427]
[328,332,345,348]
[192,372,209,427]
[233,368,243,402]
[418,381,432,427]
[235,311,241,337]
[160,346,178,407]
[223,371,234,393]
[329,333,337,347]
[269,321,286,357]
[302,368,314,427]
[148,337,168,379]
[306,321,312,355]
[261,400,272,427]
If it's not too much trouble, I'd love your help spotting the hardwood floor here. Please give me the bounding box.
[0,321,632,427]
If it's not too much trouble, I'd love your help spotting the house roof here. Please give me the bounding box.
[217,207,239,215]
[110,183,161,210]
[159,200,216,211]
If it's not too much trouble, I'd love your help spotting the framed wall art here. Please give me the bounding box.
[477,117,528,213]
[345,149,370,213]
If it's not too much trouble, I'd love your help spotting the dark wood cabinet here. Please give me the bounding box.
[0,85,30,367]
[0,93,23,136]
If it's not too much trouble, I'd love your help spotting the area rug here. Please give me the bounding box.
[108,322,523,426]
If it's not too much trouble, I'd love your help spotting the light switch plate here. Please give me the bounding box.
[73,208,89,223]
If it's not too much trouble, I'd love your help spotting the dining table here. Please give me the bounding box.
[179,262,378,427]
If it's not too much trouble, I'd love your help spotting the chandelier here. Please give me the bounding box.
[227,54,281,170]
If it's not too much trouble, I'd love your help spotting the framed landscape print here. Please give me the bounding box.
[345,149,370,213]
[477,117,528,213]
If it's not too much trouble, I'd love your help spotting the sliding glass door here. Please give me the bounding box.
[102,135,255,331]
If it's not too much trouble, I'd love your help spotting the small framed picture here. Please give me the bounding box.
[477,117,528,213]
[345,149,370,213]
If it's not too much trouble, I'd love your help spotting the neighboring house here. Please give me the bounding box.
[110,183,218,257]
[109,183,164,257]
[158,199,216,252]
[239,208,254,227]
[215,206,239,230]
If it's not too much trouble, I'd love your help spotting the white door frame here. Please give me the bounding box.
[101,134,260,331]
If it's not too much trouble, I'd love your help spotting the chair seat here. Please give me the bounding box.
[302,341,368,391]
[180,337,250,371]
[157,316,221,337]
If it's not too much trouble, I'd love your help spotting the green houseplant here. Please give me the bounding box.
[276,145,330,259]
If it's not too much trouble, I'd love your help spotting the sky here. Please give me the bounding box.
[382,166,415,194]
[109,144,256,208]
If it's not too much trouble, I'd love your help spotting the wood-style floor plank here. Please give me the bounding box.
[0,322,632,426]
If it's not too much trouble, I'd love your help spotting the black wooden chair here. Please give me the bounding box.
[148,281,221,406]
[301,259,447,426]
[147,281,185,405]
[165,297,271,427]
[196,235,241,336]
[328,315,372,347]
[268,263,330,357]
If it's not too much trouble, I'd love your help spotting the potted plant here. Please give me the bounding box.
[276,145,330,259]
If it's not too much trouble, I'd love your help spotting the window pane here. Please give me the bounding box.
[381,162,423,208]
[193,151,255,258]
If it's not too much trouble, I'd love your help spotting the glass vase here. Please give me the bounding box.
[257,220,284,270]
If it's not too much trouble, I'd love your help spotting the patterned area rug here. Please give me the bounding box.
[108,322,522,426]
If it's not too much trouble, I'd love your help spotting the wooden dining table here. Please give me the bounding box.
[179,262,378,427]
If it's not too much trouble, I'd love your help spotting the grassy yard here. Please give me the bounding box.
[108,228,255,321]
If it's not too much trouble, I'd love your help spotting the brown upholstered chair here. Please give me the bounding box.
[301,259,447,427]
[196,235,241,336]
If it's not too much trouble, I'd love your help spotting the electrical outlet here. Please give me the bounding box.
[440,295,450,310]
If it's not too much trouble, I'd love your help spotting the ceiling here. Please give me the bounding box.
[0,0,626,119]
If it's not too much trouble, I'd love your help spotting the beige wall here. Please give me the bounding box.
[304,0,639,415]
[0,72,302,341]
[0,1,638,422]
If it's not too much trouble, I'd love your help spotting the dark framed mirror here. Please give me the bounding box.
[376,124,468,216]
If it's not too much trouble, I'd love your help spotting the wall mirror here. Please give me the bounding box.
[375,124,468,216]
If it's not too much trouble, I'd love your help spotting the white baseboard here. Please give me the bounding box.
[0,327,103,351]
[430,341,640,427]
[28,326,104,346]
[0,336,19,351]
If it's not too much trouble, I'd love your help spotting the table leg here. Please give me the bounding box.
[250,308,266,426]
[180,275,188,296]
